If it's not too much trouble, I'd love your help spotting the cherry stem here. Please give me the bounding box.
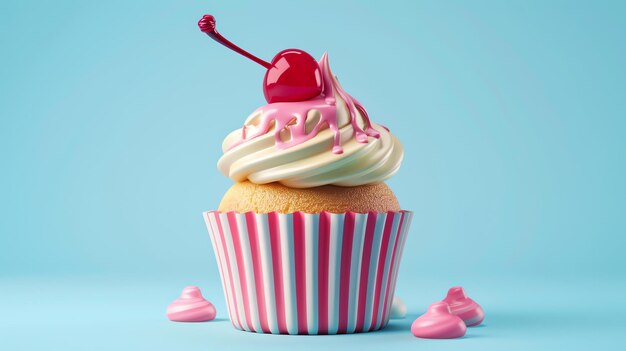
[198,15,272,69]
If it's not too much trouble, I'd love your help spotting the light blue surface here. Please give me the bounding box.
[1,0,625,350]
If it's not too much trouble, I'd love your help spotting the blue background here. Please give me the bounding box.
[1,0,625,349]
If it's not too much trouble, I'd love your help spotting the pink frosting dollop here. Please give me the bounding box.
[227,53,380,155]
[166,286,216,322]
[442,286,485,326]
[411,302,467,339]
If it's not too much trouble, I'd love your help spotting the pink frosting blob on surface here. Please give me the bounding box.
[167,286,216,322]
[228,53,380,155]
[411,302,467,339]
[442,286,485,326]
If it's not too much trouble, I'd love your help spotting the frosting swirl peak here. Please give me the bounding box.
[217,53,403,188]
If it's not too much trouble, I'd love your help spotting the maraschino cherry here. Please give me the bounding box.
[198,15,322,103]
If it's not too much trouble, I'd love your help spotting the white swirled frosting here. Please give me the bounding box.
[217,54,403,188]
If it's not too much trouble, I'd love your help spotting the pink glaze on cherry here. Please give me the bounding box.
[229,53,380,154]
[198,15,322,103]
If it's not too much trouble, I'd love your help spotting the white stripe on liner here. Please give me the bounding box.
[327,213,344,334]
[236,213,263,333]
[383,213,407,323]
[363,212,387,330]
[205,213,236,328]
[256,213,278,334]
[304,213,319,334]
[279,214,298,335]
[348,213,367,333]
[375,212,401,330]
[384,213,413,322]
[219,212,249,331]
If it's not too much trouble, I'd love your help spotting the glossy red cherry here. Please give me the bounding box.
[264,49,321,103]
[198,15,322,103]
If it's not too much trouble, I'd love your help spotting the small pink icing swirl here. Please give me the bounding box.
[166,286,216,322]
[411,302,467,339]
[442,286,485,326]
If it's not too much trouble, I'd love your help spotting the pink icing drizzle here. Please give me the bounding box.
[229,53,380,154]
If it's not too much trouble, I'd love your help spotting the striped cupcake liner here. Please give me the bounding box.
[203,210,413,334]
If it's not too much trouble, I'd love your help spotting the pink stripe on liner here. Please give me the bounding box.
[293,212,308,334]
[337,212,355,334]
[368,212,395,331]
[245,212,271,333]
[227,212,256,332]
[381,212,406,322]
[317,212,331,334]
[267,212,287,334]
[355,212,378,332]
[213,213,244,330]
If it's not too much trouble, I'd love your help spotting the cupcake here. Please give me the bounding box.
[199,15,412,334]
